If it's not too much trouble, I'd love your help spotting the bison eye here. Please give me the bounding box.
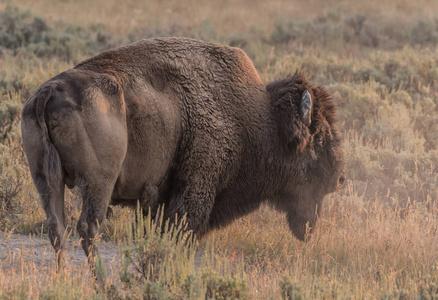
[317,135,323,145]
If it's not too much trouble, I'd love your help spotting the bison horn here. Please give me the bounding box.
[301,90,312,126]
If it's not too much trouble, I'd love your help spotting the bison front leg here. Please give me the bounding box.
[286,198,321,241]
[165,183,216,237]
[163,133,227,237]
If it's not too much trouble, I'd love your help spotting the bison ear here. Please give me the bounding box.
[301,90,312,127]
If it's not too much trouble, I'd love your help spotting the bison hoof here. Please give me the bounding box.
[106,207,114,219]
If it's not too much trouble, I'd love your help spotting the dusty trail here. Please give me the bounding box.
[0,233,119,270]
[0,232,121,289]
[0,231,204,289]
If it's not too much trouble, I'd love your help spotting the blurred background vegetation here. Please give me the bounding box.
[0,0,437,299]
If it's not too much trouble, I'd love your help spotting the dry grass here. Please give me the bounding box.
[206,187,438,298]
[1,0,438,298]
[1,195,437,299]
[2,0,438,36]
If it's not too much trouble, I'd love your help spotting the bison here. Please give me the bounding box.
[21,37,345,269]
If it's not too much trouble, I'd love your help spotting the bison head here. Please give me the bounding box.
[267,72,345,241]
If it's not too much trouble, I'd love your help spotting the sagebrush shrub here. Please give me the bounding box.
[0,6,113,61]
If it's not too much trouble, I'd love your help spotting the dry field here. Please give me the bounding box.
[1,0,438,299]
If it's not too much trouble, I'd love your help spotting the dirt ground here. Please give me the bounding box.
[0,233,119,268]
[0,231,204,289]
[0,232,120,287]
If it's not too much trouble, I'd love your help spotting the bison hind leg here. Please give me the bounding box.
[37,175,67,269]
[75,176,116,282]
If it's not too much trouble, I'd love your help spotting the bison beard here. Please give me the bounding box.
[21,37,345,272]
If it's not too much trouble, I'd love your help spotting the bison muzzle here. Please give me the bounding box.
[21,37,345,270]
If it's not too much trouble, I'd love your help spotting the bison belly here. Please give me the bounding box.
[111,86,182,201]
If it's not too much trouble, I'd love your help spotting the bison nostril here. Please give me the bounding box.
[338,175,345,186]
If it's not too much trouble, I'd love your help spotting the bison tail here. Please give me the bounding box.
[35,86,63,187]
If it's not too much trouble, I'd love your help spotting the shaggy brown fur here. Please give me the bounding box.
[21,37,345,269]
